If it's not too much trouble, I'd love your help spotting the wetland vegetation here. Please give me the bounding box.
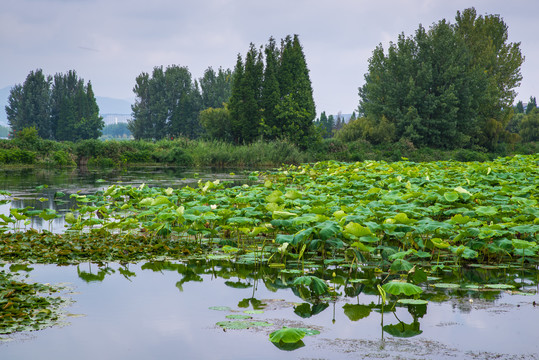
[0,155,537,357]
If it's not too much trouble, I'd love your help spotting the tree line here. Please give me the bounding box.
[5,9,537,151]
[129,34,316,148]
[6,70,103,141]
[355,8,525,150]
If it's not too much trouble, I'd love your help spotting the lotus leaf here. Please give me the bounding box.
[382,281,423,296]
[269,327,306,343]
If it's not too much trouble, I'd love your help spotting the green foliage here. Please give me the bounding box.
[6,69,52,139]
[526,96,537,115]
[199,106,232,141]
[229,35,316,147]
[129,65,204,140]
[359,7,523,150]
[7,69,103,141]
[519,108,539,142]
[0,270,66,334]
[52,150,75,166]
[199,67,232,109]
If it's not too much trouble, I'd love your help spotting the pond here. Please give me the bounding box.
[1,164,538,359]
[1,260,538,360]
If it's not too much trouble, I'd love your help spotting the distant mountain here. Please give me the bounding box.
[0,87,132,127]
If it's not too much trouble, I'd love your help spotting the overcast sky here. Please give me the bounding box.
[1,0,538,115]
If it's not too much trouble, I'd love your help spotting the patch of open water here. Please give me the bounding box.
[1,262,538,360]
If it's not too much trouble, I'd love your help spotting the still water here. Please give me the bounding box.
[1,261,538,360]
[1,167,538,359]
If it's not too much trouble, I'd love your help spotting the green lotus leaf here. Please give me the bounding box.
[225,314,252,320]
[390,259,413,273]
[484,284,515,290]
[317,221,340,240]
[285,190,302,200]
[475,206,498,217]
[292,275,329,296]
[344,222,372,237]
[443,192,459,202]
[397,298,428,305]
[269,327,306,343]
[382,281,423,296]
[272,211,297,219]
[430,237,450,249]
[512,239,537,250]
[432,283,461,289]
[216,321,251,329]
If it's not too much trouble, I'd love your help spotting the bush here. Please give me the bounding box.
[53,150,75,166]
[452,149,490,162]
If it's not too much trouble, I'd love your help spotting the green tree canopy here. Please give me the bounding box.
[129,65,202,140]
[228,34,316,147]
[358,7,524,150]
[7,69,103,141]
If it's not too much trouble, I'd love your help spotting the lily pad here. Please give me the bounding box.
[225,314,252,320]
[397,299,428,305]
[209,306,232,311]
[269,327,306,343]
[216,321,251,329]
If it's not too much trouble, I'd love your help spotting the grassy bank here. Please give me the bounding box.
[0,133,537,168]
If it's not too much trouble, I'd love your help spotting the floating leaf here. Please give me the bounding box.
[216,321,251,329]
[269,327,306,343]
[397,299,428,305]
[226,314,252,320]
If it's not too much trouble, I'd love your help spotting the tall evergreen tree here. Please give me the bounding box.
[260,37,281,139]
[275,35,316,147]
[228,54,246,143]
[526,96,537,114]
[228,34,316,146]
[6,69,51,139]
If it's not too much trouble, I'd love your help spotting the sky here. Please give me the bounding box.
[1,0,538,116]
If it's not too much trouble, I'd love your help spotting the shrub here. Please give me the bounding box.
[53,150,75,166]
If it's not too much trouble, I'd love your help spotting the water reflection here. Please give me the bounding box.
[0,166,254,232]
[1,260,538,359]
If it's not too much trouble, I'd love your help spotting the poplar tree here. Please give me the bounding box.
[6,69,51,139]
[359,7,523,149]
[260,37,281,139]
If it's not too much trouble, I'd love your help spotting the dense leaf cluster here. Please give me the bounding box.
[229,35,316,148]
[129,66,231,140]
[0,269,65,334]
[358,8,524,150]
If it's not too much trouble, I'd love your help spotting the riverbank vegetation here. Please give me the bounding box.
[1,126,538,168]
